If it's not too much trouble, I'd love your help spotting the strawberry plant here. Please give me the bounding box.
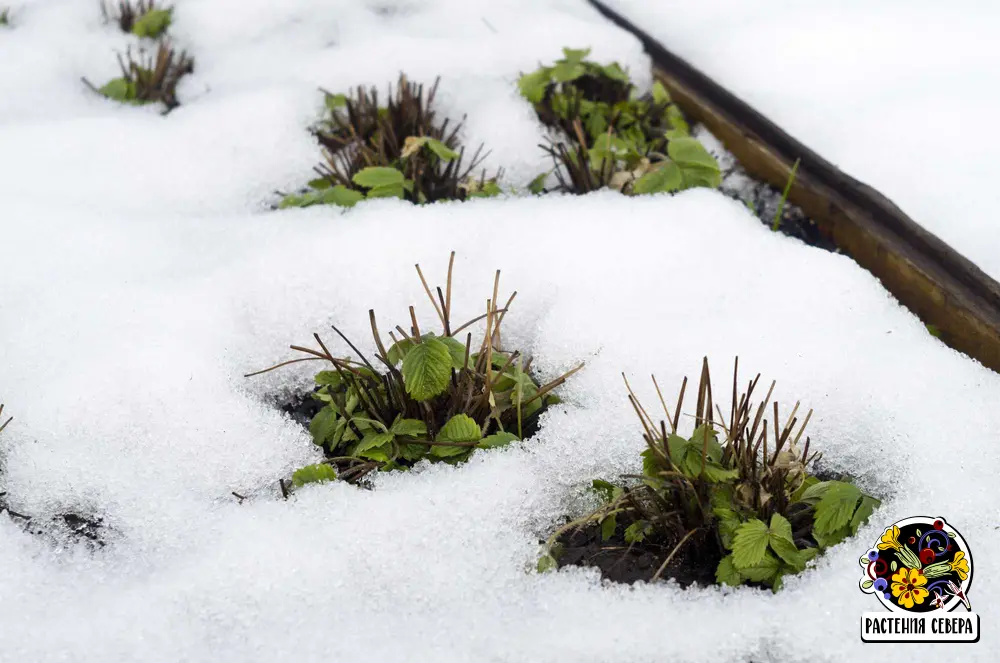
[539,358,879,590]
[103,1,173,38]
[84,42,193,111]
[519,48,720,196]
[250,253,582,486]
[279,75,502,210]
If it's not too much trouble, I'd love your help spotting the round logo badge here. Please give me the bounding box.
[859,516,972,613]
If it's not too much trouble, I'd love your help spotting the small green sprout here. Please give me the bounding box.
[541,358,879,590]
[249,253,582,486]
[278,76,503,210]
[103,1,173,38]
[519,48,720,196]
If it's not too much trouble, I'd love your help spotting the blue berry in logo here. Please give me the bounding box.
[867,550,879,561]
[874,578,887,592]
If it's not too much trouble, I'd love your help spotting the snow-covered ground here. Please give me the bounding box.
[604,0,1000,281]
[1,1,998,661]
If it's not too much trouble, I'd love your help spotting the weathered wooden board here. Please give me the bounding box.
[588,0,1000,372]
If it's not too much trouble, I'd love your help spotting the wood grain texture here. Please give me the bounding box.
[587,0,1000,371]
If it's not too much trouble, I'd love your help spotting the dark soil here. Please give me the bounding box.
[718,161,840,253]
[1,503,107,548]
[279,389,324,429]
[553,467,849,587]
[554,512,722,587]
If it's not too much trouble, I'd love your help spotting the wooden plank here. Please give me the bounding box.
[587,0,1000,372]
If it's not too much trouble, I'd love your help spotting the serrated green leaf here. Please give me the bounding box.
[799,547,819,564]
[680,164,722,190]
[813,482,863,535]
[424,138,459,161]
[551,61,586,82]
[324,92,348,111]
[292,463,337,487]
[652,81,671,105]
[769,537,802,571]
[352,167,405,189]
[668,137,719,171]
[277,193,307,209]
[591,479,618,502]
[584,111,607,140]
[390,417,427,438]
[666,434,689,468]
[716,555,742,586]
[478,431,519,449]
[307,177,331,190]
[309,406,339,446]
[600,513,617,542]
[701,461,739,483]
[602,62,629,82]
[439,335,469,370]
[322,185,365,207]
[537,553,558,573]
[640,447,663,479]
[431,413,482,457]
[769,513,794,543]
[813,525,851,549]
[732,519,769,569]
[561,47,591,64]
[518,69,551,104]
[528,171,549,194]
[589,133,629,164]
[278,185,364,210]
[398,443,426,462]
[314,370,343,387]
[791,475,820,502]
[356,431,394,453]
[714,507,740,550]
[99,77,138,102]
[666,105,689,134]
[131,8,172,38]
[738,551,781,583]
[690,425,722,461]
[632,161,683,195]
[468,181,504,199]
[850,495,880,534]
[386,337,414,365]
[365,183,405,199]
[624,520,651,544]
[798,479,832,504]
[401,337,452,401]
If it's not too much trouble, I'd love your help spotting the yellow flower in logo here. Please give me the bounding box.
[949,551,969,581]
[878,525,902,551]
[891,567,929,609]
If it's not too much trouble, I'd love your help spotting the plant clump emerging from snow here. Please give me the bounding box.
[250,253,582,486]
[84,42,193,111]
[102,1,173,39]
[279,75,503,210]
[539,358,880,591]
[519,48,721,196]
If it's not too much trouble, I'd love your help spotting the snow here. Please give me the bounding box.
[1,1,998,661]
[601,0,1000,281]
